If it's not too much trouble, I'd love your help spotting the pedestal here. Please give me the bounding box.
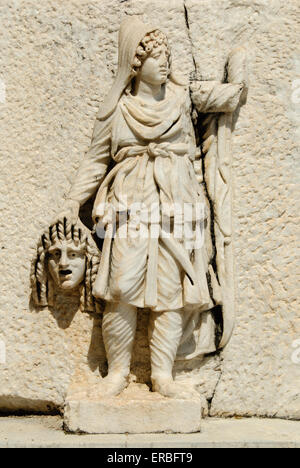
[64,384,202,434]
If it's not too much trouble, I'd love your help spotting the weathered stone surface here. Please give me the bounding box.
[64,384,202,434]
[0,0,299,419]
[186,0,300,418]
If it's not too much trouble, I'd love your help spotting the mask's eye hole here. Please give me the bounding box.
[69,251,78,259]
[51,250,61,259]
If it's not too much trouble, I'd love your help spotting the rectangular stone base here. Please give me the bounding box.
[64,384,201,434]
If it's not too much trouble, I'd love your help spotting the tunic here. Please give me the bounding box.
[79,81,219,311]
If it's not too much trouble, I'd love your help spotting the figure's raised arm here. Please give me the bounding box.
[190,46,248,114]
[190,80,243,113]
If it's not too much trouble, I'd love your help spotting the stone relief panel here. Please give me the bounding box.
[0,0,298,421]
[30,15,247,431]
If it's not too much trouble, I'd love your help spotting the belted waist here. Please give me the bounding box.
[92,141,205,223]
[113,142,194,163]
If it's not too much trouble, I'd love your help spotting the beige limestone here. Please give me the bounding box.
[0,0,299,419]
[185,0,300,419]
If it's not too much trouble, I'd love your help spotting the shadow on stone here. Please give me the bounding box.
[87,314,107,377]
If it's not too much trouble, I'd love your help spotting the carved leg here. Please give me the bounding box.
[100,301,137,397]
[149,309,199,399]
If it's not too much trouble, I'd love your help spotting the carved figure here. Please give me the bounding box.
[50,16,248,398]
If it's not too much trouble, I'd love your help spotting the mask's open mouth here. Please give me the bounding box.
[59,269,72,276]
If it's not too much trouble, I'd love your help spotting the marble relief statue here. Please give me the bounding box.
[33,16,247,400]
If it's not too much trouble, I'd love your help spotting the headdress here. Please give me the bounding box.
[97,16,179,121]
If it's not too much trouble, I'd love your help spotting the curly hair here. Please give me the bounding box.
[131,29,172,77]
[31,218,100,313]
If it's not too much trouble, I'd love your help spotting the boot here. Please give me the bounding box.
[100,301,137,397]
[149,309,199,399]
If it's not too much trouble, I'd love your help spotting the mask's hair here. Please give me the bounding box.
[131,29,172,76]
[30,218,100,313]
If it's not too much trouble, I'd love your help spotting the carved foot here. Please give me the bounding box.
[96,373,129,398]
[151,374,200,400]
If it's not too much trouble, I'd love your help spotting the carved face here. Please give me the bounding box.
[139,44,169,86]
[47,241,86,291]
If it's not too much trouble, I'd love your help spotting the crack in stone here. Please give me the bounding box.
[183,1,197,78]
[183,1,224,414]
[207,360,223,415]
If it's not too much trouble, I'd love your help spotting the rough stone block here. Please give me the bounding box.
[64,385,202,434]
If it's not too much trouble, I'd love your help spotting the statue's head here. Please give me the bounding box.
[31,218,100,312]
[97,17,180,121]
[131,30,171,86]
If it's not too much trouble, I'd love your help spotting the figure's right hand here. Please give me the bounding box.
[51,198,80,226]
